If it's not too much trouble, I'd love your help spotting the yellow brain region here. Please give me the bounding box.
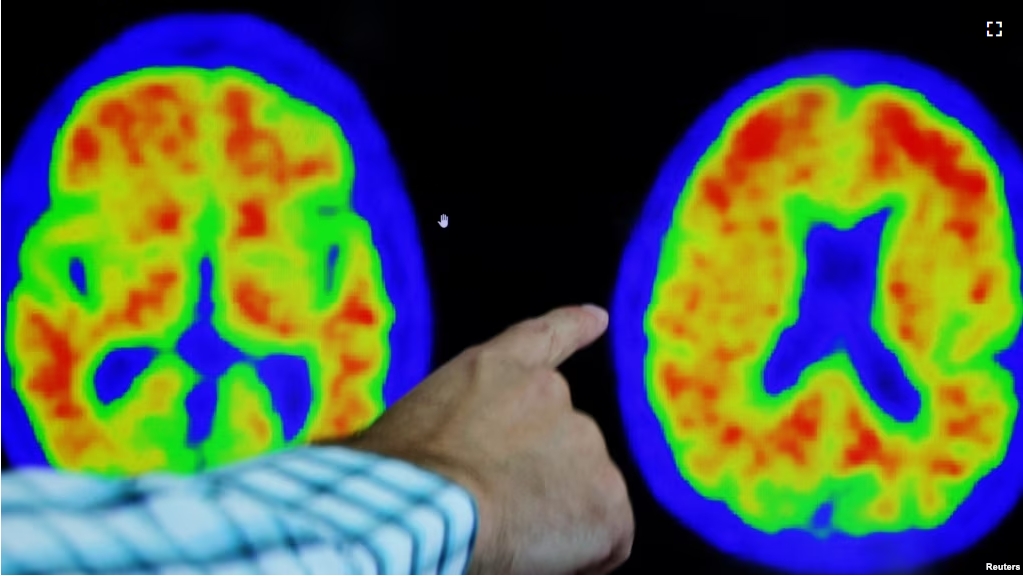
[7,68,394,475]
[645,79,1021,534]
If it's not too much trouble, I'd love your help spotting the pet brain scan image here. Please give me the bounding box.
[612,51,1023,573]
[0,14,432,475]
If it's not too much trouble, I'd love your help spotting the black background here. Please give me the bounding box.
[2,2,1020,574]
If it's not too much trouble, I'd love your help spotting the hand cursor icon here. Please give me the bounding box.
[439,214,449,228]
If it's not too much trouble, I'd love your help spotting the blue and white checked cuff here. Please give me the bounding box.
[1,446,479,574]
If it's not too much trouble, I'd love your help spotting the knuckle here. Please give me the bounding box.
[603,462,629,499]
[462,344,483,362]
[470,344,510,371]
[523,317,553,337]
[596,463,629,512]
[470,343,499,363]
[523,317,562,354]
[466,345,507,382]
[574,411,606,444]
[530,369,571,404]
[463,345,487,372]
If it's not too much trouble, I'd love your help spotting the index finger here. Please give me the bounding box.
[486,305,610,368]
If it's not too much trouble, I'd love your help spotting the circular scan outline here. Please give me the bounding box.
[611,50,1023,574]
[1,13,433,468]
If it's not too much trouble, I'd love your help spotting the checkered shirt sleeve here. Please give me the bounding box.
[0,446,478,574]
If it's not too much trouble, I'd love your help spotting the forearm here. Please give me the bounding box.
[1,446,478,575]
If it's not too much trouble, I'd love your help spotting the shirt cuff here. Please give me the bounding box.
[212,445,480,574]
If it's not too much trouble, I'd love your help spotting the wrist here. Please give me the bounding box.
[326,435,505,573]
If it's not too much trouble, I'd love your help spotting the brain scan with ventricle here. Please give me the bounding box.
[612,51,1023,574]
[1,15,432,476]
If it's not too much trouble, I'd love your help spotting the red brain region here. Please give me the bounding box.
[647,80,1020,533]
[9,68,394,474]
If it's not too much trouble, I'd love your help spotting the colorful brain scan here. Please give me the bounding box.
[1,14,432,475]
[612,51,1023,574]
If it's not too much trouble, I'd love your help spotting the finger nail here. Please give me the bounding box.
[581,304,609,325]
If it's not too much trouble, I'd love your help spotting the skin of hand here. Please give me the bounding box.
[341,305,635,574]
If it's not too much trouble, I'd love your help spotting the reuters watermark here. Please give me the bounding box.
[986,563,1021,571]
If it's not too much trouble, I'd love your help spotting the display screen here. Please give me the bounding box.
[1,15,431,475]
[612,51,1022,574]
[2,4,1018,574]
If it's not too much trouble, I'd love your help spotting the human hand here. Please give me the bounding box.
[345,305,634,574]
